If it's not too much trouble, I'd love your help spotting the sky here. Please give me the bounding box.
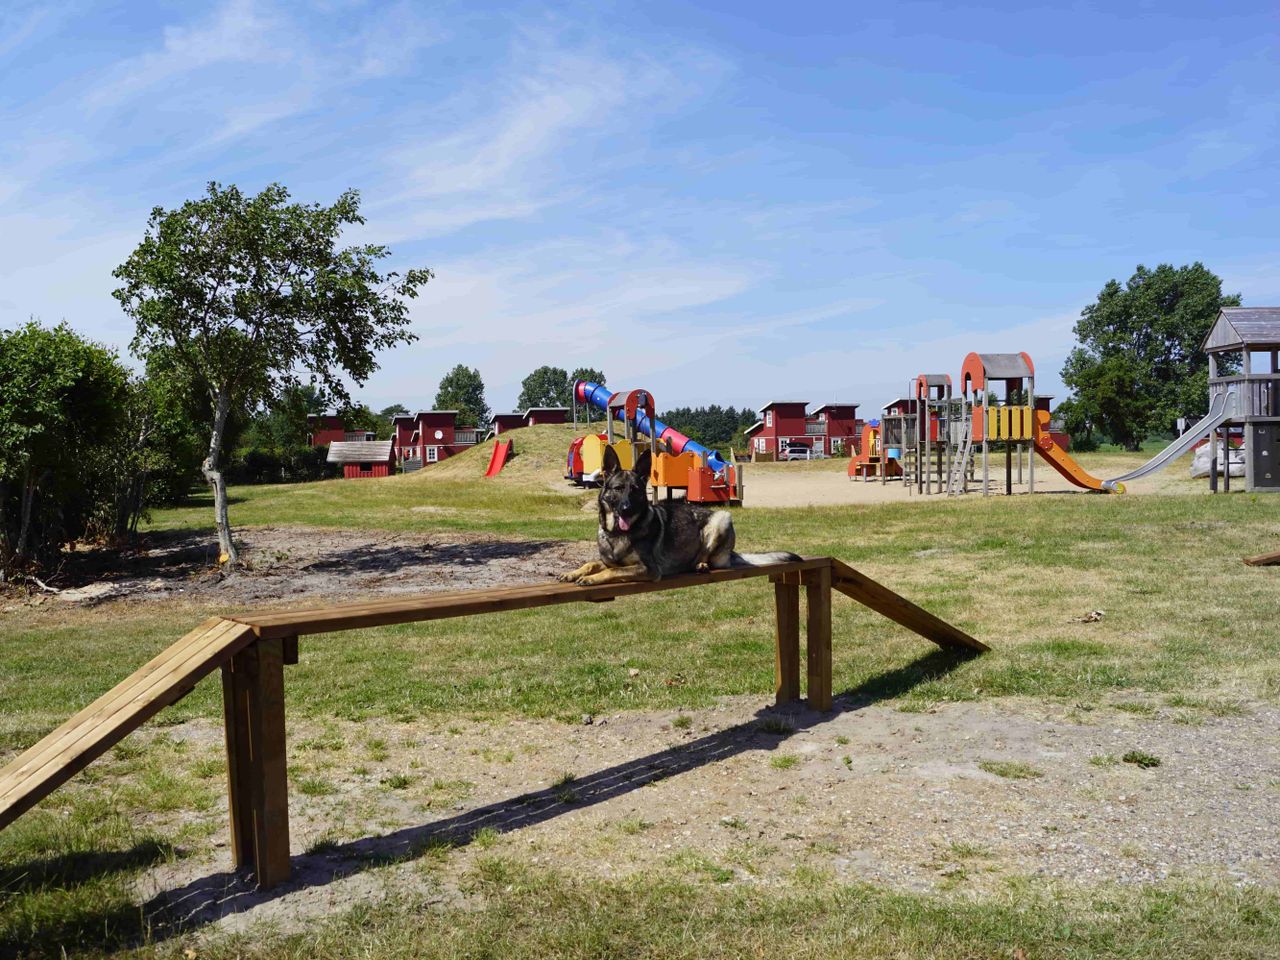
[3,0,1279,415]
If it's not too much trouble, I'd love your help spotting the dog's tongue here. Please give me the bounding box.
[617,514,631,531]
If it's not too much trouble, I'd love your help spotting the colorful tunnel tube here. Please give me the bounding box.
[574,381,730,474]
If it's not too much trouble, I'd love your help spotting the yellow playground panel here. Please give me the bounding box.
[581,435,636,477]
[981,405,1033,442]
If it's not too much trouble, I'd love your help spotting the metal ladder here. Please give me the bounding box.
[946,418,973,496]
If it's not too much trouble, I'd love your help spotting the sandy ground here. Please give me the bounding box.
[9,526,595,608]
[128,694,1280,940]
[741,455,1203,508]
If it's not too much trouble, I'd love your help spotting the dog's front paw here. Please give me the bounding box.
[695,561,710,573]
[556,572,578,583]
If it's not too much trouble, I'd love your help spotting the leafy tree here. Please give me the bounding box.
[660,405,757,449]
[569,367,606,388]
[379,403,409,421]
[241,384,327,452]
[1062,263,1239,451]
[516,365,571,410]
[114,181,430,565]
[434,365,490,427]
[342,403,392,440]
[0,321,130,576]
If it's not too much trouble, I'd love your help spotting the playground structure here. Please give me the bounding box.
[0,557,984,890]
[847,420,900,480]
[570,381,744,504]
[1202,307,1280,493]
[848,325,1269,496]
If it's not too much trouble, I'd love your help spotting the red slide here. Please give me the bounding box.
[484,439,513,477]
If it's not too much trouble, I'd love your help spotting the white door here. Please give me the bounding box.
[426,446,439,463]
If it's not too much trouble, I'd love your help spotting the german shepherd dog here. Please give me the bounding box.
[559,447,801,586]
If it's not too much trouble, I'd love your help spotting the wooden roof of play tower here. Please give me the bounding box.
[1202,307,1280,352]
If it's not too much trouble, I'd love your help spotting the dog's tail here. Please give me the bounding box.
[729,551,803,568]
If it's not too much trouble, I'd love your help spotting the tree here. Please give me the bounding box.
[434,365,490,427]
[516,365,571,410]
[1061,263,1240,451]
[114,181,431,566]
[0,321,130,577]
[343,403,391,440]
[379,403,409,421]
[569,367,606,389]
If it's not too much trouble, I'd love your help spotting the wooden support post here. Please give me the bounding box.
[804,566,833,711]
[222,638,291,889]
[773,578,801,706]
[221,653,254,870]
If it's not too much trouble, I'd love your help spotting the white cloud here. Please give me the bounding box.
[82,0,284,111]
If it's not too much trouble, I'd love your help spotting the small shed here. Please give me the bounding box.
[327,440,395,479]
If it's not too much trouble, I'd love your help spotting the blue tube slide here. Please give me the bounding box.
[575,381,729,473]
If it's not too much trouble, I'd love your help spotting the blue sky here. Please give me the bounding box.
[3,1,1278,414]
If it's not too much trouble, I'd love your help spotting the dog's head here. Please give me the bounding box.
[598,446,652,533]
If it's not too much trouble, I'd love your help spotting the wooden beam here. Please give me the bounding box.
[829,559,987,653]
[804,567,833,711]
[773,582,801,706]
[244,638,291,889]
[233,557,833,639]
[1244,550,1280,567]
[221,653,255,869]
[0,618,257,832]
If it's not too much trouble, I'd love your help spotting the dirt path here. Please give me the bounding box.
[16,526,596,608]
[131,694,1280,939]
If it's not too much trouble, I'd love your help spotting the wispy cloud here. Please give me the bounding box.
[82,0,284,111]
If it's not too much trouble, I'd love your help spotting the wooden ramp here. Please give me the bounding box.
[0,556,983,889]
[0,617,258,832]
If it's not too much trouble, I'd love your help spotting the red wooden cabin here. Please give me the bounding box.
[745,401,862,460]
[523,406,569,426]
[307,414,374,448]
[394,411,482,468]
[491,413,526,435]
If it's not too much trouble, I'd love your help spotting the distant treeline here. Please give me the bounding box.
[659,405,758,451]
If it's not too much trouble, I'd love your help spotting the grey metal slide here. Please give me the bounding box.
[1101,390,1239,492]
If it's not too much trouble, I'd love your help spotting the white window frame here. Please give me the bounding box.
[754,437,766,452]
[426,446,439,463]
[765,410,773,428]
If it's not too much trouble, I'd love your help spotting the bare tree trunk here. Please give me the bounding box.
[203,388,239,567]
[15,467,37,562]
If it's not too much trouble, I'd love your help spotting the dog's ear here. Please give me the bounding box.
[602,445,621,476]
[633,448,652,482]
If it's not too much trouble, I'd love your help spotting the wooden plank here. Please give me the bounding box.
[0,617,250,809]
[804,566,833,711]
[1243,550,1280,567]
[221,654,255,868]
[244,639,291,888]
[829,559,987,653]
[773,582,801,705]
[235,558,833,639]
[0,619,257,830]
[0,617,230,802]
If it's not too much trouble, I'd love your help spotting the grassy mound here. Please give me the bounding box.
[416,423,591,485]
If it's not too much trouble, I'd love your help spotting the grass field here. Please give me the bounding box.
[3,425,1279,958]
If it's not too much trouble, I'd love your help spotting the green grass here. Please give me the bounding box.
[1122,750,1163,769]
[4,438,1280,956]
[84,860,1280,959]
[978,760,1043,780]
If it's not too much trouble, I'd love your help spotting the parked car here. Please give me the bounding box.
[783,443,812,461]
